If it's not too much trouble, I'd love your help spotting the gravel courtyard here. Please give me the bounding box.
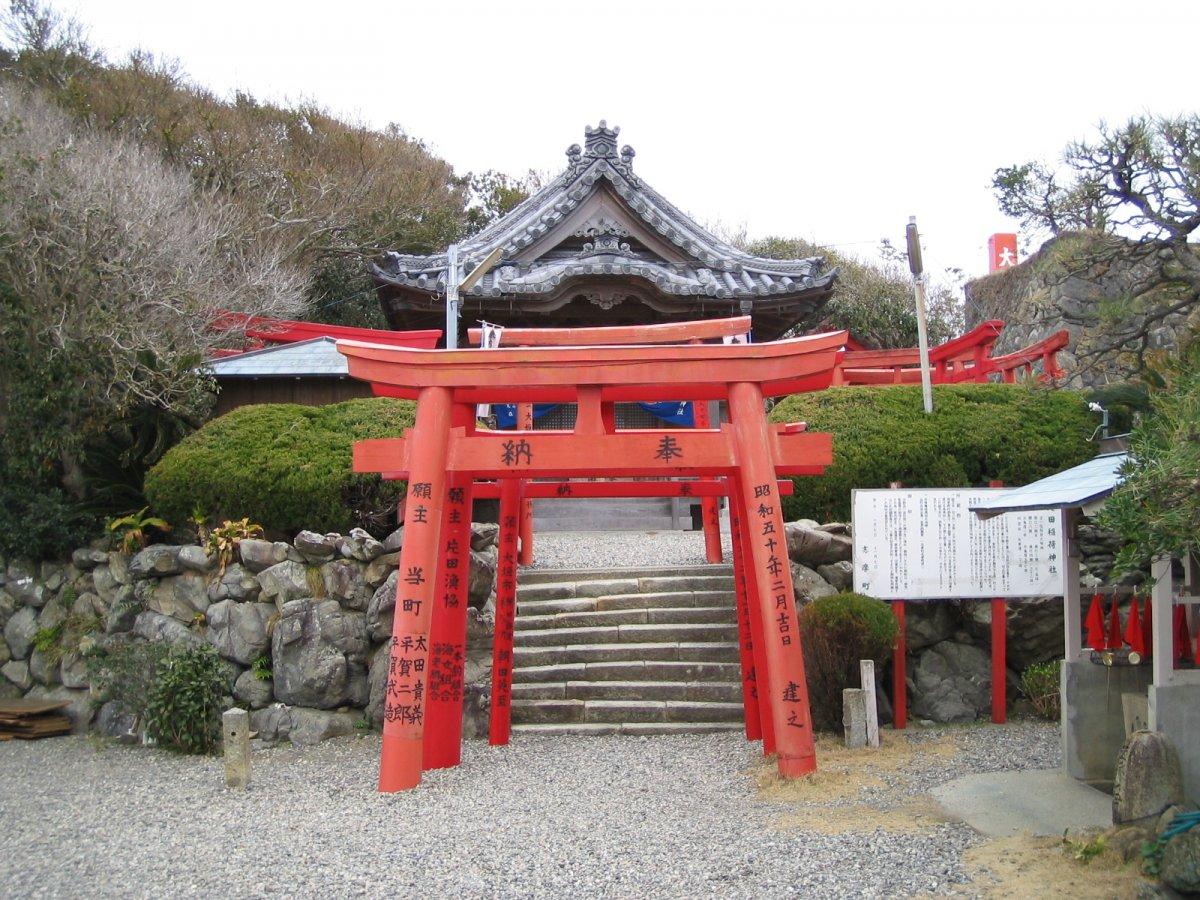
[0,723,1075,898]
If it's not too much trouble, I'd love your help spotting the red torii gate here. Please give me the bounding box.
[466,316,755,568]
[341,330,846,792]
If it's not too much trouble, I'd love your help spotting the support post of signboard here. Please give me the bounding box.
[991,598,1007,724]
[892,600,907,730]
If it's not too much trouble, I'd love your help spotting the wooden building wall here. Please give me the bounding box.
[214,377,374,416]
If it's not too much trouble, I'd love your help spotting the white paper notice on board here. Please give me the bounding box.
[851,488,1065,600]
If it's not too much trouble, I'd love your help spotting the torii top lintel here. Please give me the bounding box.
[336,329,847,404]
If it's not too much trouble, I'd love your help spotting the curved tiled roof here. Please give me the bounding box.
[372,122,836,304]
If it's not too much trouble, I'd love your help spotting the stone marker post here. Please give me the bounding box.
[860,659,880,748]
[223,707,250,789]
[842,688,867,748]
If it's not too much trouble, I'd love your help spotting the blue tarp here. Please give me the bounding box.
[494,401,695,429]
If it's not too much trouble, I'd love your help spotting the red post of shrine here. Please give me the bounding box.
[378,386,452,793]
[987,480,1007,725]
[422,403,476,770]
[731,469,777,755]
[489,477,521,745]
[724,476,761,742]
[728,381,816,777]
[892,600,907,730]
[517,402,535,566]
[693,400,723,564]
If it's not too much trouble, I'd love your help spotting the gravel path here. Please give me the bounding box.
[0,723,1059,898]
[525,530,733,570]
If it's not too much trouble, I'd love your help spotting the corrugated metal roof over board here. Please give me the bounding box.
[204,337,348,378]
[970,452,1128,518]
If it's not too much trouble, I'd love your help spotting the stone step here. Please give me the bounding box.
[516,576,734,603]
[513,641,739,667]
[516,622,738,648]
[518,565,733,586]
[510,722,743,737]
[511,680,743,703]
[533,515,679,532]
[515,605,737,631]
[510,698,744,725]
[516,590,732,617]
[512,660,743,684]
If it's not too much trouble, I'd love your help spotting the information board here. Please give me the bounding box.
[851,488,1064,600]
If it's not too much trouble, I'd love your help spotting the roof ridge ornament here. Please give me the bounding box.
[584,120,620,158]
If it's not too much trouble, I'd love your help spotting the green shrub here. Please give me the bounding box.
[770,384,1095,521]
[145,398,416,537]
[85,639,171,731]
[1019,660,1061,721]
[797,592,899,731]
[144,645,229,754]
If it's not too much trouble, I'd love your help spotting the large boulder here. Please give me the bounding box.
[233,668,273,709]
[911,640,991,723]
[271,599,369,709]
[59,650,89,689]
[143,572,209,622]
[961,597,1064,670]
[468,548,497,609]
[1112,730,1184,825]
[337,528,385,563]
[177,545,214,574]
[95,700,137,739]
[36,596,67,633]
[25,685,93,733]
[362,553,398,590]
[257,560,312,605]
[905,603,959,653]
[322,559,372,610]
[28,648,60,686]
[784,522,852,568]
[1,659,32,691]
[6,560,46,608]
[790,563,837,606]
[205,600,275,665]
[105,586,140,634]
[470,522,499,551]
[366,571,398,643]
[128,544,184,579]
[71,547,108,570]
[206,563,261,603]
[132,610,202,647]
[1162,831,1200,895]
[816,561,853,592]
[92,565,120,607]
[237,539,293,574]
[250,704,359,745]
[4,606,38,659]
[294,530,337,562]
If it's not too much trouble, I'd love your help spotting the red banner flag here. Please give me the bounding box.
[1125,596,1145,656]
[1085,593,1106,651]
[1107,598,1123,650]
[1174,606,1192,661]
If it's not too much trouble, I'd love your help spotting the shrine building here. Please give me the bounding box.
[372,121,838,343]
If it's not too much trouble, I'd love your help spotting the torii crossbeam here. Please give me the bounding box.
[341,331,846,792]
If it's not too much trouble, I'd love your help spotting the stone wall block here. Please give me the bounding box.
[257,560,313,605]
[233,668,273,709]
[206,599,275,665]
[911,640,991,723]
[128,545,184,579]
[322,559,373,610]
[790,562,837,606]
[206,563,261,603]
[237,539,289,573]
[132,610,202,647]
[146,572,209,622]
[5,606,38,659]
[1,659,32,691]
[28,648,60,686]
[366,571,397,643]
[271,599,369,709]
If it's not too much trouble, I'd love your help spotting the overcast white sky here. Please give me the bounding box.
[68,0,1200,283]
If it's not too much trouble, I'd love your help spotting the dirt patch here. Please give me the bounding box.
[755,729,960,834]
[963,835,1147,899]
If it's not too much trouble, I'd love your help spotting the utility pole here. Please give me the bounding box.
[906,216,934,414]
[445,245,503,350]
[445,243,460,349]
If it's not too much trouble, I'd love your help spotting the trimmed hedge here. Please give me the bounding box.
[770,384,1095,522]
[145,399,416,537]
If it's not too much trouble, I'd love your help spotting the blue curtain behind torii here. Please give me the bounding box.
[493,401,695,428]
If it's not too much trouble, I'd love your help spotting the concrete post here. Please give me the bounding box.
[223,707,250,789]
[842,689,867,748]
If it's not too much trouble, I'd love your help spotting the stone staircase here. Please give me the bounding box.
[511,564,746,735]
[531,497,692,532]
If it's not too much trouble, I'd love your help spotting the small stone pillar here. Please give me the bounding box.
[223,707,250,789]
[843,688,868,749]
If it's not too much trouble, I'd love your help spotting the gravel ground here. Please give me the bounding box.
[525,530,733,570]
[0,723,1059,898]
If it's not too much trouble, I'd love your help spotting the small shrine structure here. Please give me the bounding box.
[371,122,837,342]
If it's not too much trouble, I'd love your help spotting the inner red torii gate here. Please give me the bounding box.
[341,330,846,792]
